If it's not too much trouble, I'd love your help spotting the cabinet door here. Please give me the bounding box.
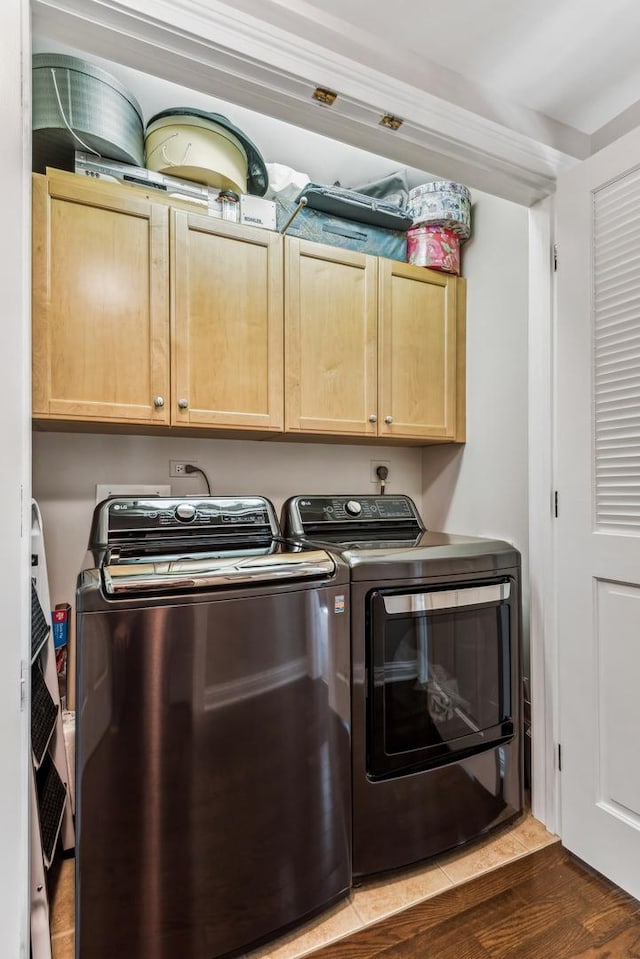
[32,174,170,425]
[172,211,283,430]
[378,260,458,440]
[285,238,378,435]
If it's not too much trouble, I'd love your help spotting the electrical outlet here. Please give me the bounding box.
[170,460,198,477]
[370,460,391,484]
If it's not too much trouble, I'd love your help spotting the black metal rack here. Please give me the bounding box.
[30,501,75,959]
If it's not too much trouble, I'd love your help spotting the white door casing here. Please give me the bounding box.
[557,124,640,896]
[0,0,32,955]
[528,195,560,834]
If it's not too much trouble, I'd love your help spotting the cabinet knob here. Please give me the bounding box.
[153,396,165,408]
[178,398,189,410]
[368,414,378,424]
[384,415,394,425]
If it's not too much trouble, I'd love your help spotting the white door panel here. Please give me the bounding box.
[595,579,640,820]
[557,125,640,897]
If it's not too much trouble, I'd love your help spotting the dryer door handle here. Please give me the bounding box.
[382,582,511,614]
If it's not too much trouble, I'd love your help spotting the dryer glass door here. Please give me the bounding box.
[367,579,515,778]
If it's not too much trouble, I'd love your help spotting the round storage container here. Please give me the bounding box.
[407,180,471,239]
[32,53,144,174]
[407,226,461,274]
[144,109,268,196]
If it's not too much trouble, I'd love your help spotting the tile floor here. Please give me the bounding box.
[49,813,558,959]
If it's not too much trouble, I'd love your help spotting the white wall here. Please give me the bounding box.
[33,432,423,607]
[1,0,31,953]
[422,190,530,662]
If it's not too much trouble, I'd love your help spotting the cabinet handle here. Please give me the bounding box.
[153,396,165,408]
[178,398,189,410]
[384,415,394,425]
[368,414,378,424]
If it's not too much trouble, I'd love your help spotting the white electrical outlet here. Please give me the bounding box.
[170,460,198,477]
[370,460,391,484]
[96,484,171,504]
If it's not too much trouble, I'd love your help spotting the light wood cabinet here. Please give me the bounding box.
[172,210,283,431]
[285,239,378,435]
[32,172,171,426]
[378,259,461,440]
[285,238,465,442]
[33,173,465,444]
[33,172,283,433]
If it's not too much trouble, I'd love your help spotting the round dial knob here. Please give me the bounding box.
[345,499,362,516]
[175,503,197,523]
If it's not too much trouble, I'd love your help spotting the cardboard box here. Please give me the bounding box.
[52,603,70,648]
[52,603,71,708]
[239,194,277,230]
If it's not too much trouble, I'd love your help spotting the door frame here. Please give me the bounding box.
[528,196,560,834]
[2,0,32,954]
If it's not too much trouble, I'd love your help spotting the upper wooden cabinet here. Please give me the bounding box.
[32,172,465,444]
[32,172,283,432]
[285,239,378,436]
[285,238,465,442]
[32,172,171,426]
[378,259,460,440]
[172,210,283,431]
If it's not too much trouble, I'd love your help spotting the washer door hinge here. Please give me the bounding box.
[554,490,559,518]
[557,743,562,771]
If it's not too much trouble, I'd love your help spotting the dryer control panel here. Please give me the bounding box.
[283,494,425,541]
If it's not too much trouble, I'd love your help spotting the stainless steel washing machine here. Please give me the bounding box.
[75,496,351,959]
[283,494,522,878]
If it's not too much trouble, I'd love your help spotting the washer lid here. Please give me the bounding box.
[146,107,269,196]
[102,548,336,594]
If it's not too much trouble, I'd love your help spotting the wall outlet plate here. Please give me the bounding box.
[170,460,198,477]
[370,460,391,484]
[96,484,171,504]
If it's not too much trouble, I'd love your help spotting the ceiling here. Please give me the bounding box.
[31,0,640,204]
[224,0,640,135]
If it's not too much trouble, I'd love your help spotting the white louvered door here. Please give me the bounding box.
[557,127,640,898]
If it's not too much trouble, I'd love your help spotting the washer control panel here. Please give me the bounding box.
[92,496,279,547]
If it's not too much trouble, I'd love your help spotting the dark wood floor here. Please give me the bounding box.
[312,844,640,959]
